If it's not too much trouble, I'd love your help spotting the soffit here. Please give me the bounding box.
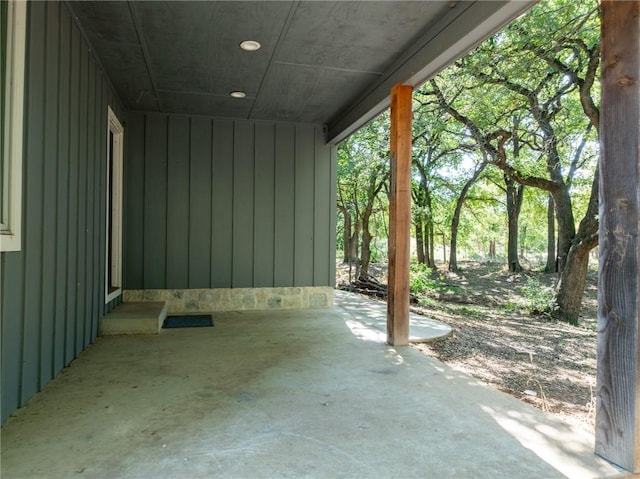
[67,1,534,142]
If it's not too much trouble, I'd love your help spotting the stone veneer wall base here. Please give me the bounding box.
[123,286,334,313]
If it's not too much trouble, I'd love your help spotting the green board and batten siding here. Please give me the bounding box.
[1,2,124,423]
[1,2,337,425]
[125,112,337,290]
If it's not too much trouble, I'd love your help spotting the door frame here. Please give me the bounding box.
[105,106,124,303]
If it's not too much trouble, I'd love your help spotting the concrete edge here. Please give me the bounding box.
[410,328,453,344]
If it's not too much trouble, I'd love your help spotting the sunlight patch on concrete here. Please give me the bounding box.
[480,404,621,479]
[344,318,386,343]
[334,289,452,343]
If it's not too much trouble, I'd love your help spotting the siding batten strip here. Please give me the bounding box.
[22,2,47,402]
[55,6,71,373]
[95,74,106,324]
[273,126,277,287]
[84,54,95,346]
[1,2,125,424]
[142,114,147,288]
[292,127,297,285]
[187,117,192,285]
[313,126,330,287]
[75,43,88,354]
[312,129,317,285]
[66,22,80,362]
[42,1,61,384]
[252,123,257,286]
[253,122,275,287]
[121,114,333,291]
[210,120,214,286]
[39,0,54,389]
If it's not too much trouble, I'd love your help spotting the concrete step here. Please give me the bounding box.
[100,301,167,335]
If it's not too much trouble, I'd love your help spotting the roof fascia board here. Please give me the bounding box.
[327,0,537,144]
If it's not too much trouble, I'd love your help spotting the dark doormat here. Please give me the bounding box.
[162,314,213,329]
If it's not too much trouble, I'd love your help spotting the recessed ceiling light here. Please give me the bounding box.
[230,91,246,98]
[240,40,261,51]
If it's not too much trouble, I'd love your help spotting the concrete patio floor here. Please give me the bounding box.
[1,293,624,479]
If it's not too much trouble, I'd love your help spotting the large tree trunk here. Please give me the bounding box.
[425,223,434,268]
[449,223,459,270]
[507,117,525,272]
[412,170,433,267]
[545,194,556,273]
[340,206,352,263]
[552,186,576,272]
[555,166,599,324]
[537,112,577,273]
[449,162,487,271]
[359,173,387,275]
[442,233,447,263]
[348,219,360,266]
[426,196,436,268]
[415,213,425,264]
[360,209,374,275]
[505,175,524,272]
[555,243,592,325]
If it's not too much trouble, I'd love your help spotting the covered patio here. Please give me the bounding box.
[2,0,640,475]
[0,295,621,478]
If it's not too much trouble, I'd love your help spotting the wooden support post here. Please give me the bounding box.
[596,1,640,472]
[387,83,413,346]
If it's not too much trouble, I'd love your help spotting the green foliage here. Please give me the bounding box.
[337,113,390,268]
[458,305,483,319]
[521,277,557,317]
[418,297,437,309]
[409,263,437,294]
[369,238,387,263]
[502,300,522,313]
[337,0,600,314]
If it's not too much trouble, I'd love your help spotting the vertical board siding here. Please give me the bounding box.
[95,76,107,330]
[314,128,332,286]
[91,71,105,340]
[124,112,145,288]
[84,55,96,345]
[65,22,80,364]
[143,115,168,288]
[211,120,234,287]
[166,116,190,288]
[41,1,60,387]
[125,114,335,290]
[329,147,338,286]
[54,4,71,375]
[75,40,88,354]
[232,121,255,287]
[0,2,124,424]
[274,124,296,287]
[1,253,24,416]
[22,1,46,403]
[294,126,315,286]
[253,123,275,287]
[188,118,212,287]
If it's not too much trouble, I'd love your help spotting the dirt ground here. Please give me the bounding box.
[337,261,599,433]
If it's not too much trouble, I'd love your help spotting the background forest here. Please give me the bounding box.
[337,0,600,326]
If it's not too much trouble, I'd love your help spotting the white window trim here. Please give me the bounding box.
[105,106,124,303]
[1,1,26,252]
